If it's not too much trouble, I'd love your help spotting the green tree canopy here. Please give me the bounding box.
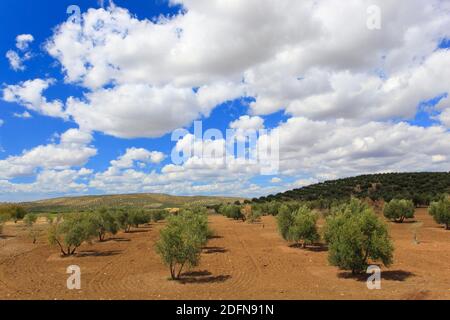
[324,199,394,274]
[48,213,95,256]
[277,205,320,248]
[429,196,450,230]
[88,208,120,241]
[383,199,415,223]
[156,210,210,280]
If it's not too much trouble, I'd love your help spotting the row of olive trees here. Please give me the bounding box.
[277,199,394,274]
[155,208,211,280]
[0,205,28,227]
[47,209,165,256]
[276,196,450,274]
[218,204,245,221]
[429,196,450,230]
[218,204,264,224]
[383,196,450,229]
[0,205,29,238]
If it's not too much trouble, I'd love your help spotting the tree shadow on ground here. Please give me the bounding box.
[390,220,418,224]
[208,235,223,240]
[109,237,131,242]
[289,243,328,252]
[179,270,231,284]
[203,246,228,254]
[126,228,150,234]
[76,250,122,258]
[338,270,415,282]
[0,235,15,239]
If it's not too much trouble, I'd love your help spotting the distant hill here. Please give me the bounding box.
[255,172,450,206]
[17,193,244,213]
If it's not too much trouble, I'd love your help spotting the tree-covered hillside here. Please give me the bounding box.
[11,194,243,214]
[255,172,450,206]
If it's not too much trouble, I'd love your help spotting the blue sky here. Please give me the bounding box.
[0,0,449,201]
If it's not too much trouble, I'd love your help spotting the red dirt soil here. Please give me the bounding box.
[0,208,449,300]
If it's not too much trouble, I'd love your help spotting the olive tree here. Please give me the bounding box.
[287,206,320,248]
[88,209,119,241]
[221,205,244,221]
[277,204,294,240]
[48,213,95,256]
[277,205,320,248]
[156,210,209,280]
[115,209,151,232]
[429,196,450,230]
[151,209,166,222]
[0,205,27,223]
[383,199,415,223]
[267,201,281,216]
[11,206,27,223]
[179,208,211,245]
[114,210,133,233]
[0,213,9,235]
[242,205,262,223]
[23,213,39,244]
[129,210,152,228]
[324,199,394,274]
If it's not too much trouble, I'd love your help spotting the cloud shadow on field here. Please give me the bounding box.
[179,270,231,284]
[338,270,415,282]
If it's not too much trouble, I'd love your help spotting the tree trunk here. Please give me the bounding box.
[169,262,175,280]
[176,263,186,279]
[55,239,68,256]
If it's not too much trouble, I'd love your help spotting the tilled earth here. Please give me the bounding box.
[0,209,449,300]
